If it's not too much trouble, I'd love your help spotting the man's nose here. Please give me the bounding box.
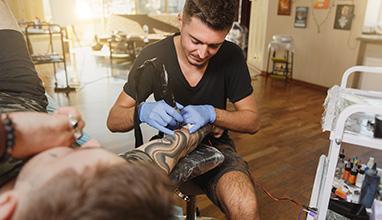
[197,45,208,59]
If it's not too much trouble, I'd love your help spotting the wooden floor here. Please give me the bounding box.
[37,48,382,220]
[190,77,330,220]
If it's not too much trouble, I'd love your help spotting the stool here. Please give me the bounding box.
[266,35,295,80]
[178,181,204,220]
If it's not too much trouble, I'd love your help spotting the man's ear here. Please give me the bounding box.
[0,191,17,220]
[178,13,183,29]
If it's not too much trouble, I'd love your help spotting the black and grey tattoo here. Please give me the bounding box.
[135,125,212,174]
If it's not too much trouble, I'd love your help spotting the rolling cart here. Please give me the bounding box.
[25,23,75,92]
[307,66,382,220]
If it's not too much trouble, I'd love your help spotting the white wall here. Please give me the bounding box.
[5,0,45,21]
[247,0,269,74]
[247,0,368,87]
[359,44,382,91]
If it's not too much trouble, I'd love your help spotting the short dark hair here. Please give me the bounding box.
[16,162,174,220]
[183,0,238,30]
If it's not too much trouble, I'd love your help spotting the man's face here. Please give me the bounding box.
[179,16,229,67]
[15,146,125,191]
[341,6,351,17]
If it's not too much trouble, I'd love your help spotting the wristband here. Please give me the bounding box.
[0,113,15,162]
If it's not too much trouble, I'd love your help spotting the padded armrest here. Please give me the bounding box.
[169,144,224,186]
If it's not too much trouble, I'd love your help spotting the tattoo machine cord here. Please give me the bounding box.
[133,57,179,147]
[177,139,318,218]
[208,139,317,218]
[249,172,318,218]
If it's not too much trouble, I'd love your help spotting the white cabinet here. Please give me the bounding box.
[307,66,382,220]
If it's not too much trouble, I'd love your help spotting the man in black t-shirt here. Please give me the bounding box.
[107,0,260,219]
[0,1,47,113]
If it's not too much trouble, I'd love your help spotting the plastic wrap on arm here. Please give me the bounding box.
[169,144,224,186]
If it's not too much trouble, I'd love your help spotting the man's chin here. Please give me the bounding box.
[188,58,207,67]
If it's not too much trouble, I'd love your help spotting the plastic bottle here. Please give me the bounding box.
[348,165,358,185]
[335,150,346,179]
[142,24,149,43]
[356,165,366,188]
[352,157,359,167]
[342,159,351,181]
[366,157,375,171]
[360,163,381,208]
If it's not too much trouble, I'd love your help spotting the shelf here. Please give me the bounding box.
[271,58,289,63]
[31,54,64,65]
[24,30,62,35]
[328,106,382,150]
[32,59,64,65]
[54,86,76,92]
[330,132,382,150]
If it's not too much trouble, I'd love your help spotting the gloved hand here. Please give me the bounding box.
[181,105,216,133]
[139,100,184,135]
[167,102,184,129]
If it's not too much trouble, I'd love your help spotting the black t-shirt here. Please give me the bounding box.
[124,34,252,108]
[123,34,253,139]
[0,30,48,186]
[0,30,47,111]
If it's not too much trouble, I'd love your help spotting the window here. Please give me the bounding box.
[363,0,382,34]
[45,0,185,22]
[73,0,185,20]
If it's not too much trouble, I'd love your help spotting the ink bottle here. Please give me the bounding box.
[342,159,351,181]
[356,165,366,188]
[348,165,358,185]
[335,149,345,179]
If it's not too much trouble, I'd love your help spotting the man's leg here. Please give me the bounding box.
[0,0,20,31]
[215,171,260,220]
[193,137,260,220]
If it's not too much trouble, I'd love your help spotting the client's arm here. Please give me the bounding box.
[0,107,84,159]
[129,125,212,174]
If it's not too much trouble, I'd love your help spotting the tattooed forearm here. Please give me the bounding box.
[141,132,187,173]
[136,125,212,174]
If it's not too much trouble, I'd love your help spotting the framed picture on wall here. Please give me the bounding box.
[333,4,355,30]
[313,0,330,9]
[277,0,291,16]
[294,7,309,28]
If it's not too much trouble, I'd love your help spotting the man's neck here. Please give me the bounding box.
[0,178,16,194]
[173,36,208,87]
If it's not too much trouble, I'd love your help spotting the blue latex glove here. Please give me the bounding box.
[139,100,184,135]
[181,105,216,133]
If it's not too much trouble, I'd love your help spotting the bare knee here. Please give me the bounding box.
[216,171,260,220]
[227,194,259,220]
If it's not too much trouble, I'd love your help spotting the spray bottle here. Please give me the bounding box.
[360,163,381,208]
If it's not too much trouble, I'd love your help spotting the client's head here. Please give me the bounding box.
[0,147,174,220]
